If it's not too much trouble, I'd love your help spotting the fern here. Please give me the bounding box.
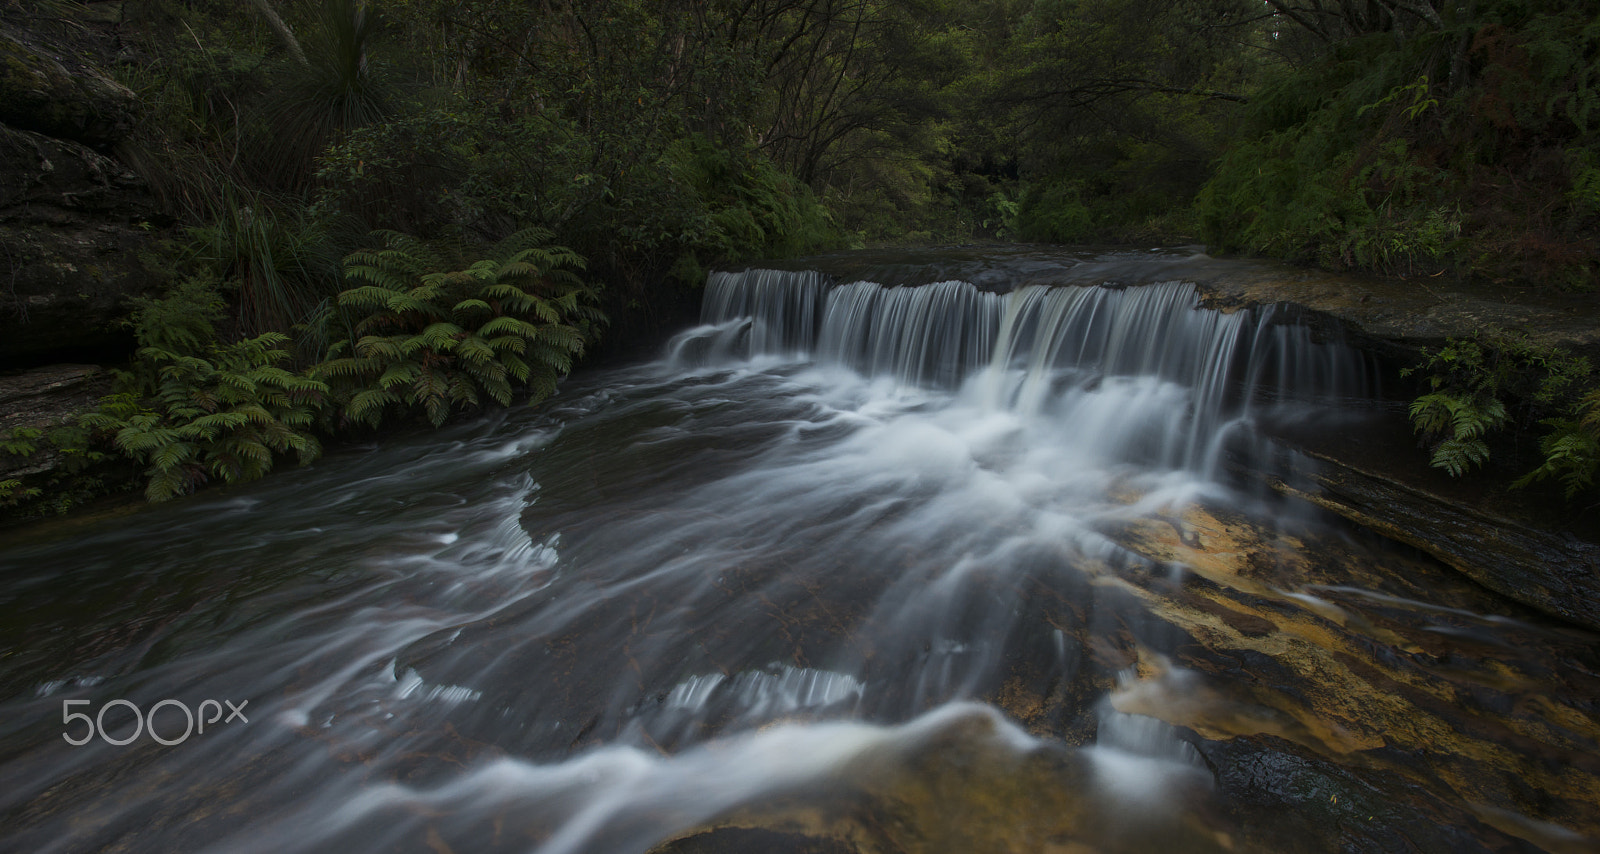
[94,278,330,501]
[1,428,44,458]
[1429,437,1492,478]
[1514,392,1600,498]
[1408,392,1509,477]
[0,478,42,508]
[1408,335,1600,494]
[316,229,605,428]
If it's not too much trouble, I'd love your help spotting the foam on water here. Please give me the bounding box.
[205,703,1039,854]
[1,261,1589,854]
[680,269,1371,476]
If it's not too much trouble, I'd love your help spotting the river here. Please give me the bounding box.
[0,249,1595,853]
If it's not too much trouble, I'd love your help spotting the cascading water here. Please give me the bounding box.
[0,251,1595,854]
[687,269,1371,475]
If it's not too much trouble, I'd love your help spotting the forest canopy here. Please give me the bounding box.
[2,0,1598,508]
[87,0,1600,300]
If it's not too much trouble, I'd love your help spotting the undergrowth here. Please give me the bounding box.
[1405,334,1598,499]
[3,230,605,514]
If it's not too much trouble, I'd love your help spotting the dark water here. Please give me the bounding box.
[0,253,1595,854]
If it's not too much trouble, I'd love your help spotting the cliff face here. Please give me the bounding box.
[0,7,158,366]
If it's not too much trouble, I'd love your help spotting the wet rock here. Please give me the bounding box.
[1195,734,1532,854]
[1259,447,1600,632]
[0,9,160,365]
[653,828,859,854]
[0,363,105,432]
[648,707,1229,854]
[1190,267,1600,362]
[1094,497,1600,851]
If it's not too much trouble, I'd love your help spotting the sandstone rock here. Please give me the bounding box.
[1258,446,1600,632]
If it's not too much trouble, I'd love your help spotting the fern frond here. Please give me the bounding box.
[151,440,199,473]
[338,284,406,311]
[490,227,560,261]
[486,335,528,355]
[314,356,383,379]
[1409,393,1457,437]
[477,316,539,338]
[145,465,195,502]
[190,411,251,434]
[1515,418,1600,497]
[412,322,467,353]
[354,336,407,361]
[1451,397,1507,440]
[377,362,422,389]
[501,353,531,383]
[455,336,496,365]
[1430,437,1490,477]
[346,388,398,426]
[423,391,450,427]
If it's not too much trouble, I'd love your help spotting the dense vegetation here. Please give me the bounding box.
[2,0,1598,514]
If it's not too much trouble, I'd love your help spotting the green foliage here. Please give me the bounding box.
[977,0,1252,245]
[1015,178,1095,243]
[0,478,41,509]
[1196,38,1462,274]
[87,278,329,501]
[1404,334,1597,493]
[316,105,836,293]
[1514,391,1600,498]
[316,230,604,428]
[247,0,398,193]
[1408,392,1508,476]
[656,137,836,282]
[0,429,45,508]
[1405,335,1590,411]
[0,427,42,458]
[0,421,119,516]
[187,189,342,337]
[1199,7,1600,285]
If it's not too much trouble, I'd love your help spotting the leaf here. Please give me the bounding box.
[1430,437,1490,477]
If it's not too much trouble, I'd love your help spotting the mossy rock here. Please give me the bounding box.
[0,124,159,363]
[0,25,134,148]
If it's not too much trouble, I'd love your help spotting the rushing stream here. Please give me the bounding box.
[1,249,1596,854]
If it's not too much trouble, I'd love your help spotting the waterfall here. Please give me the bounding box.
[4,254,1589,854]
[701,268,830,355]
[683,267,1370,474]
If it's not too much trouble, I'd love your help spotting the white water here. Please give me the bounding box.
[0,263,1587,854]
[693,270,1370,475]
